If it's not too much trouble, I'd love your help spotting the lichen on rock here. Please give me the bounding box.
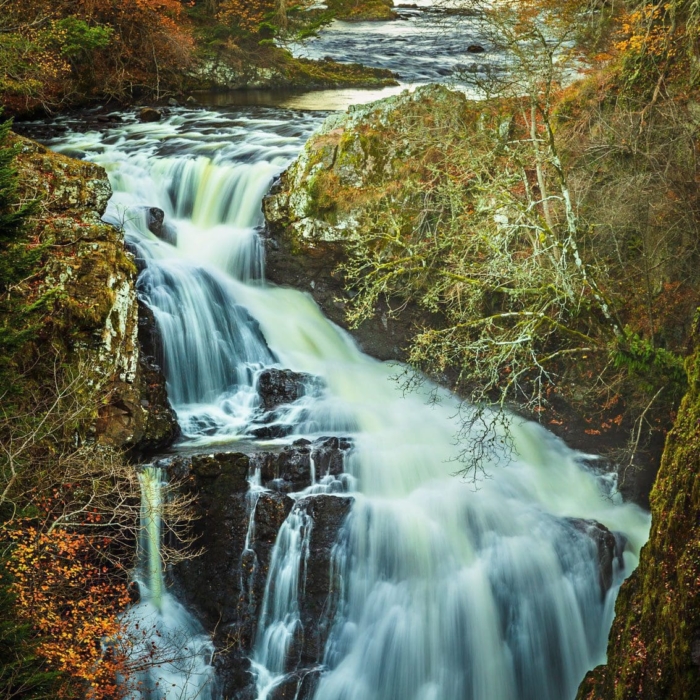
[576,333,700,700]
[13,135,178,453]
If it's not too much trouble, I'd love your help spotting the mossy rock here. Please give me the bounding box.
[9,135,178,453]
[264,84,472,251]
[577,338,700,699]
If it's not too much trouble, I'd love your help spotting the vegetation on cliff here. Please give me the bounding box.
[0,0,396,117]
[0,117,190,696]
[267,0,700,485]
[577,331,700,699]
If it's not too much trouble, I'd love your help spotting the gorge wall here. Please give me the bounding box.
[12,135,178,453]
[576,341,700,700]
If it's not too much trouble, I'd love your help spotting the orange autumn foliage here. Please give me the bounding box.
[4,523,132,699]
[217,0,277,33]
[1,0,194,113]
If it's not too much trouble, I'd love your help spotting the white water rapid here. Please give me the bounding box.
[42,69,649,700]
[121,467,217,699]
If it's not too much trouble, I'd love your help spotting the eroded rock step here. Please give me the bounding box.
[153,439,352,700]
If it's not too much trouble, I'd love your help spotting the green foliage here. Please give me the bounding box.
[0,119,30,245]
[577,340,700,700]
[52,17,113,60]
[0,116,43,385]
[613,331,687,398]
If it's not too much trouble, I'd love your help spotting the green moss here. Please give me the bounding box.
[306,172,340,220]
[577,331,700,699]
[326,0,396,21]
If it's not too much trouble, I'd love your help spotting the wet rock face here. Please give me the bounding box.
[267,670,321,700]
[257,368,313,411]
[134,302,180,453]
[250,436,353,493]
[566,518,623,597]
[295,494,353,666]
[171,450,293,698]
[168,442,354,699]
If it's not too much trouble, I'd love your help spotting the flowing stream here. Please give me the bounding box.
[122,467,217,699]
[38,7,651,700]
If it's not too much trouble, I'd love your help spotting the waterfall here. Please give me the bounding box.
[140,467,164,610]
[252,504,313,698]
[122,467,217,700]
[47,105,650,700]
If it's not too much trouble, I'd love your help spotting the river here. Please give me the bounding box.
[30,6,649,700]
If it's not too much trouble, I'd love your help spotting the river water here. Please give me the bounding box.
[35,6,649,700]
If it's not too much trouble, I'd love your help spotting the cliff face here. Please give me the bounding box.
[577,343,700,700]
[13,135,177,453]
[264,85,458,362]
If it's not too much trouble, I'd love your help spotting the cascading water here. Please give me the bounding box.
[41,16,650,696]
[122,467,217,700]
[252,505,313,699]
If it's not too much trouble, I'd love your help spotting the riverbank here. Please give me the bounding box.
[0,0,398,120]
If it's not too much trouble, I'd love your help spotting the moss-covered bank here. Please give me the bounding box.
[189,44,397,93]
[8,135,177,452]
[576,336,700,699]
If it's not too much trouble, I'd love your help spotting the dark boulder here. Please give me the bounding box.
[145,206,164,237]
[142,206,177,245]
[250,423,294,440]
[277,443,312,488]
[257,368,317,411]
[190,452,250,485]
[313,436,352,479]
[567,517,622,596]
[467,44,486,53]
[139,107,162,122]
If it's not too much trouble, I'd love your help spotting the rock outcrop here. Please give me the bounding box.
[257,368,316,412]
[576,345,700,700]
[264,85,459,361]
[167,443,353,700]
[14,135,178,453]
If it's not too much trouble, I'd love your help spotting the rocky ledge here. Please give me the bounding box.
[163,440,354,700]
[13,135,178,453]
[264,85,457,361]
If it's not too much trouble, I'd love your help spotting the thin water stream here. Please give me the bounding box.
[37,6,650,699]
